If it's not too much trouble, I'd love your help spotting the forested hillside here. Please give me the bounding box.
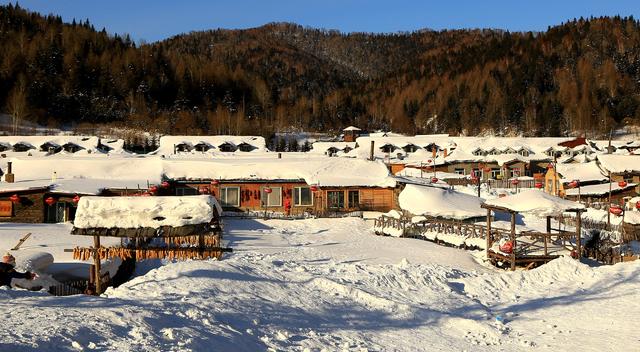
[1,3,640,137]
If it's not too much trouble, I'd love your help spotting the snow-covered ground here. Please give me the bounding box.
[0,218,639,351]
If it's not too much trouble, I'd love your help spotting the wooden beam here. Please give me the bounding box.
[486,208,492,258]
[93,235,102,295]
[510,212,516,271]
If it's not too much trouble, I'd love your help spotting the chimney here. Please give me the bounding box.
[369,141,375,161]
[5,161,14,183]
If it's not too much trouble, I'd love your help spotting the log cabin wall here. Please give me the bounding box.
[0,190,47,223]
[179,181,396,214]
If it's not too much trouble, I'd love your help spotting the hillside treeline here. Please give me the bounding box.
[1,3,639,137]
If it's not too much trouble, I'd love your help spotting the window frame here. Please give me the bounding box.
[293,186,313,206]
[327,190,345,209]
[261,186,282,207]
[220,186,241,207]
[348,190,360,209]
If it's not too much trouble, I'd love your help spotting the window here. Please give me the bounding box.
[261,187,282,207]
[327,191,344,209]
[175,187,198,196]
[348,190,359,208]
[220,186,240,207]
[491,168,501,179]
[454,168,465,175]
[293,187,313,206]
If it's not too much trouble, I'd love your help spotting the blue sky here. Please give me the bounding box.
[4,1,640,42]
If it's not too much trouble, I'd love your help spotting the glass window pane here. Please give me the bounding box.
[300,187,311,205]
[222,187,239,206]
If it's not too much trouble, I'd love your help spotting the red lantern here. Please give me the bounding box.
[9,194,19,203]
[568,180,579,188]
[618,181,628,188]
[310,185,319,192]
[635,201,640,210]
[45,196,55,206]
[547,163,554,169]
[198,186,209,194]
[499,240,514,253]
[149,185,159,193]
[211,179,220,186]
[264,187,273,194]
[431,177,438,183]
[511,179,519,186]
[161,181,170,188]
[72,195,81,203]
[535,182,543,189]
[609,205,623,216]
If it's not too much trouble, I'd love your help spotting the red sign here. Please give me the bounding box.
[0,201,13,217]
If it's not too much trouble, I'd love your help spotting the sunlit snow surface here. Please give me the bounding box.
[0,218,638,351]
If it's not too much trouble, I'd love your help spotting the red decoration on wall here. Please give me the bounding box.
[535,182,543,189]
[161,181,170,188]
[9,194,19,203]
[264,187,273,194]
[618,181,628,188]
[45,196,55,206]
[72,195,81,203]
[149,185,159,193]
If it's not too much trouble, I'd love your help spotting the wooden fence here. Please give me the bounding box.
[444,178,540,189]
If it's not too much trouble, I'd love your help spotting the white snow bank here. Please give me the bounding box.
[483,189,584,217]
[399,184,484,220]
[74,195,221,229]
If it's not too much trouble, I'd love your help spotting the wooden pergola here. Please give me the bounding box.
[68,196,231,294]
[481,191,586,270]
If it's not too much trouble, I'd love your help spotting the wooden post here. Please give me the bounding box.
[576,211,582,259]
[486,208,492,258]
[607,171,612,230]
[544,216,549,256]
[93,235,102,295]
[510,212,516,271]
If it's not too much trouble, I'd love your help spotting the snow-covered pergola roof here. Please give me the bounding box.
[73,195,221,229]
[565,182,637,196]
[482,190,585,217]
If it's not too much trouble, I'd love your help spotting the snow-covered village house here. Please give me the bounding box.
[164,157,398,216]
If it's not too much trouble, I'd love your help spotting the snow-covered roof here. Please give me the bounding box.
[555,161,607,183]
[6,154,395,189]
[483,189,585,216]
[0,136,125,155]
[310,142,356,154]
[73,195,221,229]
[564,182,637,197]
[155,136,267,155]
[164,157,396,187]
[398,184,484,220]
[597,155,640,174]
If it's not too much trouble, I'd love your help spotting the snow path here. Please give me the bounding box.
[0,218,639,351]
